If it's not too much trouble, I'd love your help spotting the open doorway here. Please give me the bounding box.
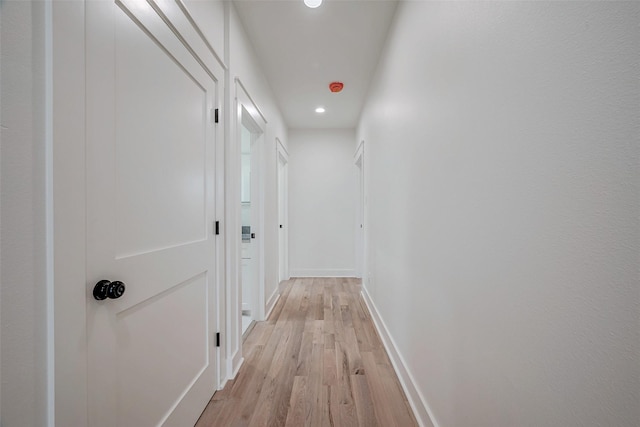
[240,110,262,335]
[229,79,268,371]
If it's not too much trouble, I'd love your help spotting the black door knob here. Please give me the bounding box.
[93,280,126,300]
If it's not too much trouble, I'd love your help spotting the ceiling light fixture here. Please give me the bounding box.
[315,107,325,113]
[304,0,322,8]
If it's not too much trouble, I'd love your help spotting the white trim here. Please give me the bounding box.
[238,102,266,322]
[217,377,229,392]
[44,1,55,424]
[214,76,225,391]
[231,350,244,379]
[52,2,88,425]
[234,77,268,124]
[276,137,289,158]
[145,0,221,82]
[265,291,280,320]
[174,0,228,71]
[354,141,365,279]
[233,79,268,377]
[290,269,356,278]
[360,287,439,427]
[222,0,233,389]
[276,138,289,283]
[354,139,364,161]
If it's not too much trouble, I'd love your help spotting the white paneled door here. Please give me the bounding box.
[85,1,221,426]
[277,143,289,283]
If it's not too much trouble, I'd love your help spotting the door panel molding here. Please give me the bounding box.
[174,0,228,70]
[141,0,220,81]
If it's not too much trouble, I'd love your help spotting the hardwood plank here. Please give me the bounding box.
[352,374,378,427]
[296,331,313,376]
[344,327,364,376]
[324,333,335,350]
[323,286,335,335]
[323,348,337,386]
[195,278,417,427]
[285,376,310,427]
[321,386,335,427]
[250,316,302,426]
[333,340,359,426]
[308,342,326,427]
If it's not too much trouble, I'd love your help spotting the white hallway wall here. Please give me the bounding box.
[358,2,639,427]
[289,129,356,277]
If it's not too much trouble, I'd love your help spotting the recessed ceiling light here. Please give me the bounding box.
[315,107,325,113]
[304,0,322,8]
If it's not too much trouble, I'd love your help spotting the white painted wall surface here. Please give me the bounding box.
[358,2,640,427]
[289,129,356,277]
[227,3,288,373]
[1,1,50,425]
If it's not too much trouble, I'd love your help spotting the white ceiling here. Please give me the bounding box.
[233,0,398,129]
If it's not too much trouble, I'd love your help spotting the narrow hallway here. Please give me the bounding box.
[196,278,417,426]
[2,2,638,426]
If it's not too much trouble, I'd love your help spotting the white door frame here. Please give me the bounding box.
[228,77,267,375]
[51,2,227,424]
[354,140,365,280]
[276,138,289,284]
[52,3,89,425]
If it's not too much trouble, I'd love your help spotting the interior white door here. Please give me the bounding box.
[277,151,287,283]
[355,155,364,278]
[86,1,219,426]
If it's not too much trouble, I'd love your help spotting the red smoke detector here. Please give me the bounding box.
[329,82,344,93]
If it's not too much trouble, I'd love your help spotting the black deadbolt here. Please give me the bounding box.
[93,280,126,300]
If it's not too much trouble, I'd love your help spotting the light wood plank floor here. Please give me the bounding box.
[195,278,418,427]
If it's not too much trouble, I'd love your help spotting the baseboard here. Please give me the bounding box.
[232,357,244,378]
[290,269,355,278]
[230,347,244,381]
[360,286,439,427]
[265,290,280,320]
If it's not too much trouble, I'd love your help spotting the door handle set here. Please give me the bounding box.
[93,280,126,300]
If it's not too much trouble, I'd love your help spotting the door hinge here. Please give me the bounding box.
[214,108,219,124]
[215,220,220,235]
[215,332,221,347]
